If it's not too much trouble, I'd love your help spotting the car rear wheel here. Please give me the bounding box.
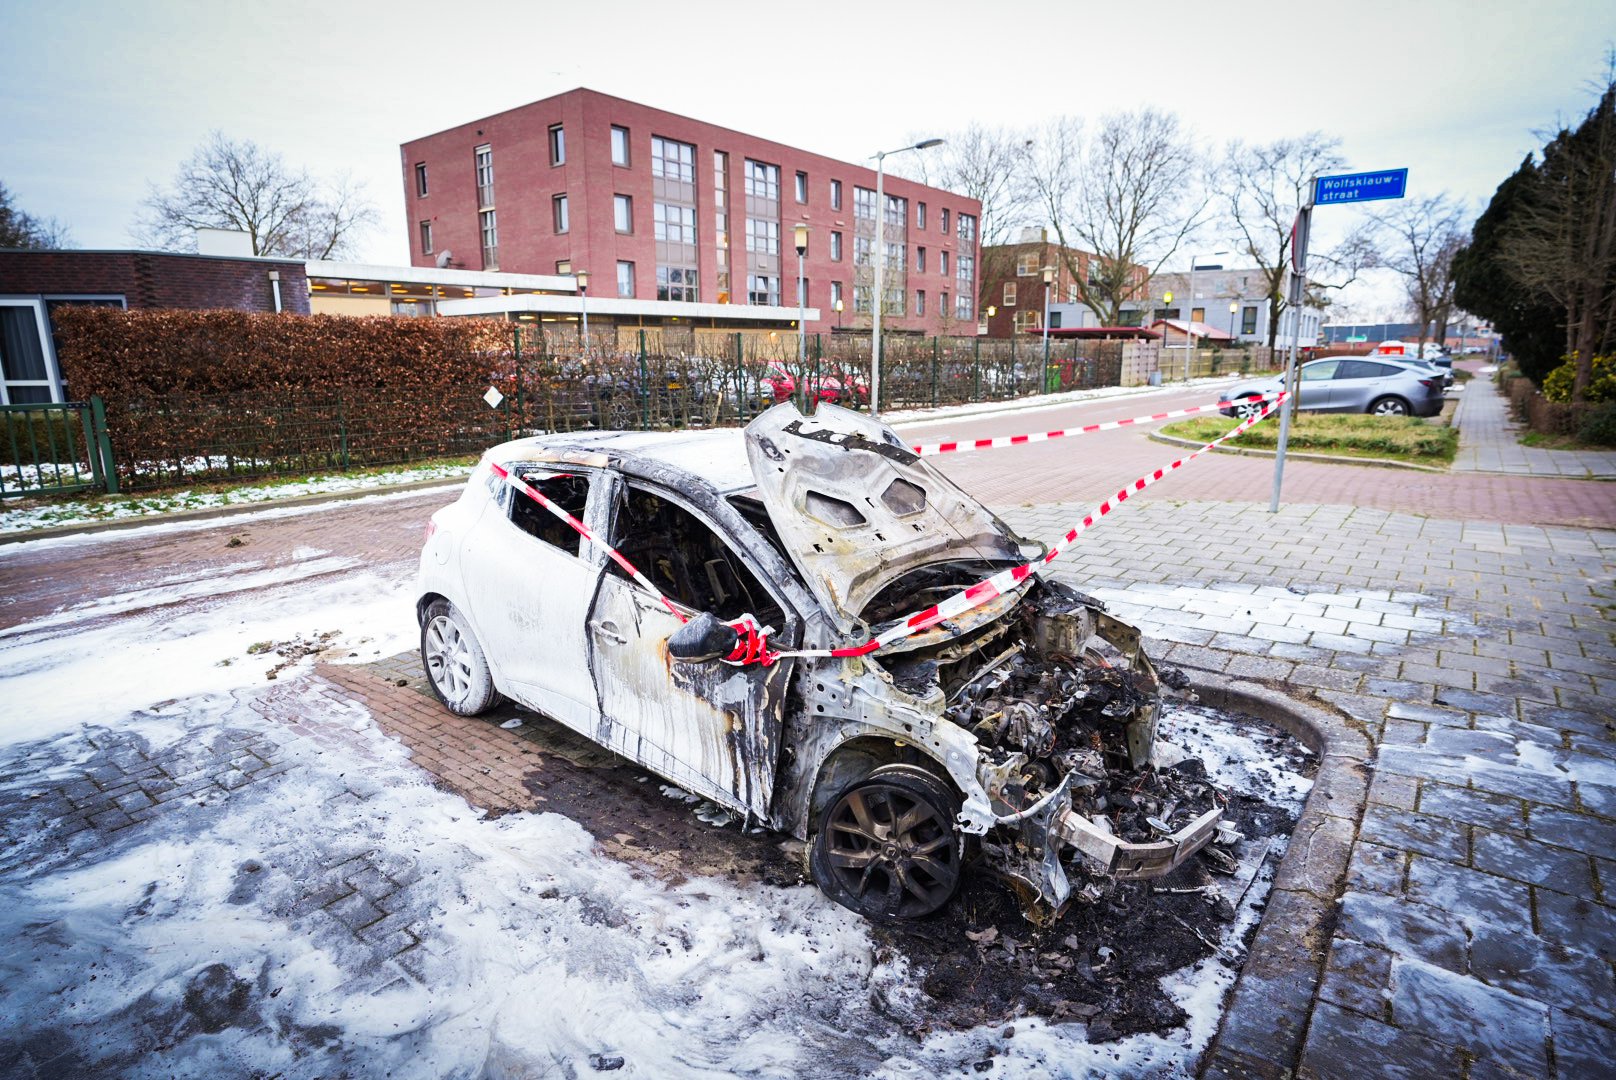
[810,764,963,920]
[1369,396,1411,416]
[421,599,500,716]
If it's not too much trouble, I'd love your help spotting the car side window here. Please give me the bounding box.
[1335,360,1385,380]
[610,483,784,625]
[1300,360,1340,382]
[507,471,591,556]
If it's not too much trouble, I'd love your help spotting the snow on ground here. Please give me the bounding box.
[0,555,1311,1077]
[0,462,472,535]
[1086,581,1470,643]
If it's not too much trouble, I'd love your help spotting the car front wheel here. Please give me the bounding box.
[1232,395,1266,421]
[421,599,500,716]
[810,764,963,920]
[1369,396,1410,416]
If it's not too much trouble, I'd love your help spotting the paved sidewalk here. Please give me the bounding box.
[1002,500,1616,1078]
[1454,370,1616,478]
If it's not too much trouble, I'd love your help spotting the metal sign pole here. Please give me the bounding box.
[1269,188,1313,514]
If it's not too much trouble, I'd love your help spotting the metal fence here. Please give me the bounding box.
[1,399,116,499]
[14,332,1278,497]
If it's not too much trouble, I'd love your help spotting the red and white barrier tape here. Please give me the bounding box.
[771,391,1290,662]
[909,391,1283,457]
[491,392,1286,667]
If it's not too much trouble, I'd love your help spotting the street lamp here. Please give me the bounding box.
[794,223,809,411]
[576,270,590,353]
[1041,266,1055,390]
[1229,301,1240,340]
[834,298,844,329]
[871,136,944,417]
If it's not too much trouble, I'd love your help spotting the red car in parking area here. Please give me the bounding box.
[761,362,869,407]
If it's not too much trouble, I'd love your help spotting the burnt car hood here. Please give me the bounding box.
[743,402,1035,634]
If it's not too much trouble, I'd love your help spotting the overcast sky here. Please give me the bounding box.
[3,0,1613,318]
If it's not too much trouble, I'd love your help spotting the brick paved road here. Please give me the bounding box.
[3,425,1614,1076]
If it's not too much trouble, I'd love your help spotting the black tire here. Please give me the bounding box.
[809,763,963,920]
[420,599,500,716]
[1369,396,1410,416]
[1231,395,1265,421]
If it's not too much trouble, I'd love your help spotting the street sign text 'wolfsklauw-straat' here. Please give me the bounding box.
[1313,169,1408,205]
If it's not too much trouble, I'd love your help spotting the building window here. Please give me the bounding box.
[941,208,950,233]
[958,213,976,244]
[1242,306,1258,335]
[853,186,876,221]
[652,136,696,183]
[917,202,926,229]
[916,290,925,316]
[1067,284,1078,304]
[1015,309,1038,331]
[831,280,843,309]
[1051,310,1063,329]
[617,261,635,298]
[745,218,779,256]
[1017,252,1038,276]
[748,274,780,306]
[939,250,949,276]
[474,144,494,209]
[1004,281,1017,306]
[854,285,872,314]
[916,247,925,273]
[414,162,428,197]
[853,235,872,266]
[556,260,572,275]
[795,171,808,203]
[549,125,565,166]
[614,194,632,233]
[654,202,696,244]
[657,266,698,302]
[956,252,975,302]
[611,125,630,166]
[883,287,905,317]
[885,241,902,268]
[830,231,842,261]
[940,291,949,317]
[956,292,972,320]
[830,179,842,210]
[480,209,498,270]
[744,159,779,200]
[553,194,569,234]
[714,150,730,303]
[419,220,432,254]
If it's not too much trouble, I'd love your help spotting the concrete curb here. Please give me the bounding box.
[1184,671,1373,1080]
[1147,431,1449,473]
[0,478,464,546]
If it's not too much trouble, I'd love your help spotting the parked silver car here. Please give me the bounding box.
[417,404,1222,921]
[1223,357,1446,419]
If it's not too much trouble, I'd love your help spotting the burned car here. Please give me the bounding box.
[416,403,1222,920]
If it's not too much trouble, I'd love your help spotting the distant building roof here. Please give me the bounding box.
[1149,318,1235,342]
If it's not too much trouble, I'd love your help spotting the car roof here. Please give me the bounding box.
[488,428,757,494]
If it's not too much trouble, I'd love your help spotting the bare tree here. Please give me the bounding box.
[1024,110,1207,326]
[0,181,71,249]
[133,132,378,259]
[1375,194,1469,347]
[1218,134,1376,351]
[898,124,1039,313]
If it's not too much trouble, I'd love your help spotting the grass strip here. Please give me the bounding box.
[1158,414,1457,466]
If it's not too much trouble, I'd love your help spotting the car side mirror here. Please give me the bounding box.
[666,611,740,663]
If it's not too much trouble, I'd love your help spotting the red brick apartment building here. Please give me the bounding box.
[978,234,1149,338]
[400,89,982,335]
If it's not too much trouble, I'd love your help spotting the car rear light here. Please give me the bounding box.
[1418,378,1439,389]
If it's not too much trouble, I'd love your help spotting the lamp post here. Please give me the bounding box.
[834,298,844,330]
[1229,301,1240,339]
[871,136,944,417]
[794,223,809,411]
[1041,265,1054,391]
[576,270,589,353]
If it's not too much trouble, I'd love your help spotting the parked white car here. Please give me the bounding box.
[416,405,1223,920]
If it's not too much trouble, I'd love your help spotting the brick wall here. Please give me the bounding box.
[0,250,310,315]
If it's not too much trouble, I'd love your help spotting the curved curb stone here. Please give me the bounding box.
[1189,673,1372,1080]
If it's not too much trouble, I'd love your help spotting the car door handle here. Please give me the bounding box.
[589,620,628,645]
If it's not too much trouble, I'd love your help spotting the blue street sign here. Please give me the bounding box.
[1313,168,1408,205]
